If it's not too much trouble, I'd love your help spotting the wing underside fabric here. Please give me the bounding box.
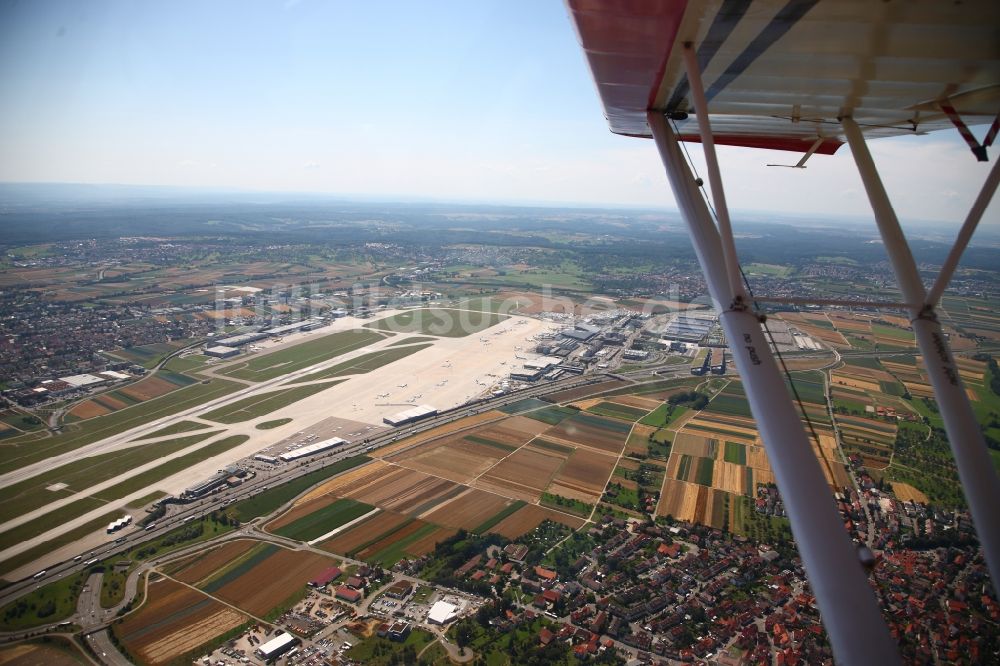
[568,0,1000,153]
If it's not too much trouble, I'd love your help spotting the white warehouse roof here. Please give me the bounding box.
[257,632,296,658]
[278,437,348,462]
[427,600,458,625]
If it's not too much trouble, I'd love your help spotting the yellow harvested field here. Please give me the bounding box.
[346,467,460,512]
[656,479,699,521]
[672,432,715,458]
[389,437,507,483]
[295,460,388,505]
[609,395,662,411]
[569,398,605,410]
[891,482,929,504]
[712,461,745,495]
[831,373,881,392]
[142,609,246,664]
[683,419,757,440]
[745,443,770,470]
[903,381,935,398]
[374,411,505,456]
[796,323,850,347]
[496,415,553,438]
[816,433,839,453]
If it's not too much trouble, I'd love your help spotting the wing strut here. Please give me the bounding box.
[647,110,900,666]
[842,116,1000,593]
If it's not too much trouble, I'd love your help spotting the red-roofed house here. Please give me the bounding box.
[534,566,557,582]
[335,585,362,603]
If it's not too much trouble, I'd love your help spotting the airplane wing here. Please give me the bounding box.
[567,2,1000,663]
[568,0,1000,153]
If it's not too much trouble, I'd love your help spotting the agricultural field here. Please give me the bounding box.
[201,381,341,423]
[219,329,385,381]
[196,542,337,617]
[267,498,375,541]
[0,638,88,666]
[475,445,566,501]
[485,503,585,539]
[385,432,510,484]
[106,341,193,369]
[520,404,578,425]
[584,400,650,422]
[704,382,753,418]
[544,411,632,454]
[316,510,412,558]
[545,447,617,503]
[342,467,461,515]
[421,489,516,531]
[67,372,198,421]
[364,308,507,337]
[114,578,248,665]
[167,540,258,584]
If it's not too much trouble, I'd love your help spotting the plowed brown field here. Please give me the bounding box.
[487,504,585,538]
[421,489,512,529]
[116,578,247,665]
[172,539,257,585]
[213,547,336,616]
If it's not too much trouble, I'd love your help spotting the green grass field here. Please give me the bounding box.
[0,510,122,578]
[472,500,527,533]
[220,329,384,381]
[202,381,341,423]
[132,419,211,440]
[256,418,293,430]
[705,392,754,417]
[586,401,649,422]
[724,441,747,465]
[368,522,441,567]
[106,341,190,369]
[228,456,370,522]
[0,435,249,551]
[522,405,578,425]
[695,457,714,486]
[0,431,219,524]
[639,404,688,428]
[0,569,88,629]
[271,498,374,541]
[365,308,508,337]
[540,492,593,518]
[0,378,242,475]
[386,336,439,346]
[286,344,432,383]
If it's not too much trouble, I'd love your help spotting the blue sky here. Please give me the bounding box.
[0,0,996,226]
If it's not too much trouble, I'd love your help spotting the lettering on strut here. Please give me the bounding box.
[743,333,761,366]
[932,331,959,386]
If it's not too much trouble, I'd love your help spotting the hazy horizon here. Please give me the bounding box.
[1,1,998,226]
